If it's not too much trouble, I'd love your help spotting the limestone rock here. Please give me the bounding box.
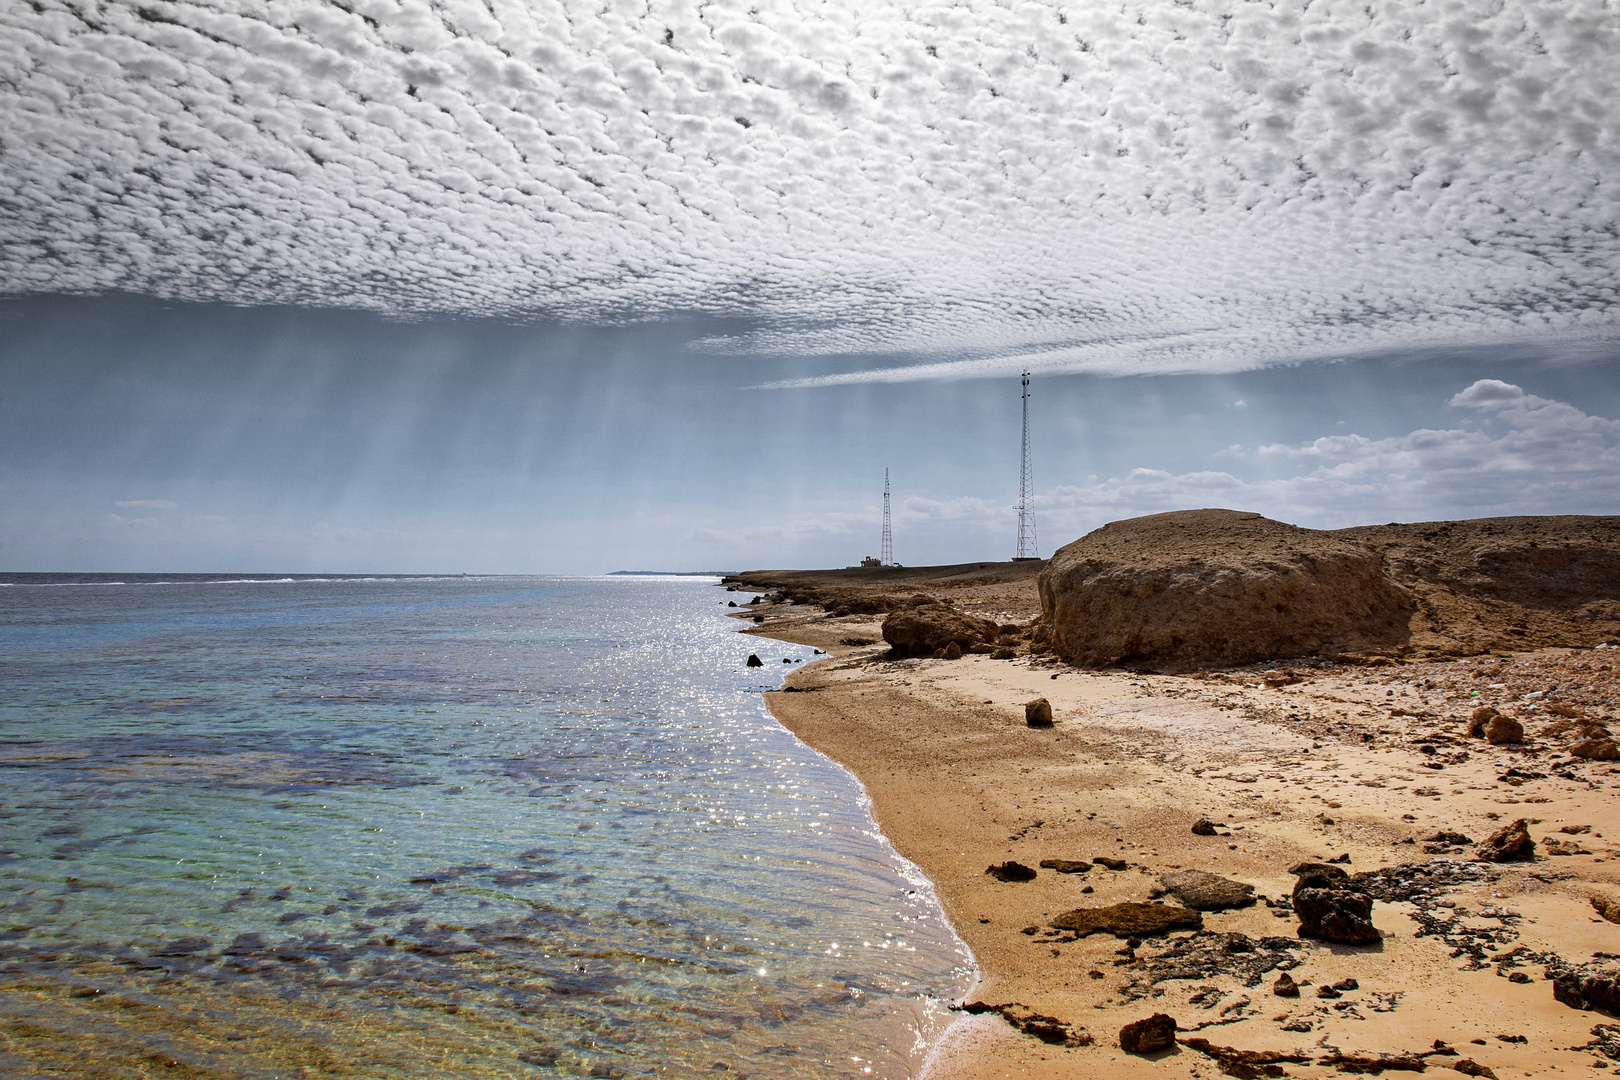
[1039,859,1092,874]
[1156,871,1256,911]
[1049,902,1203,938]
[1554,971,1620,1015]
[1118,1013,1177,1054]
[1477,818,1536,862]
[1572,738,1620,760]
[1035,510,1413,670]
[1289,862,1381,945]
[881,597,998,658]
[1485,714,1525,744]
[1025,697,1054,727]
[986,861,1037,882]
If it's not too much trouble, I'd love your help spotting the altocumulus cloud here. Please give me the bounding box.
[2,0,1617,379]
[1033,380,1620,535]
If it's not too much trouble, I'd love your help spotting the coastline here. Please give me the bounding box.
[740,600,1620,1079]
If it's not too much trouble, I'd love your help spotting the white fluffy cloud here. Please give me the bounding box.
[1032,379,1619,538]
[2,0,1617,378]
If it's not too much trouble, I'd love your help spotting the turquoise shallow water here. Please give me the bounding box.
[0,574,972,1078]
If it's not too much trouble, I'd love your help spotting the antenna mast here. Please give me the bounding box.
[1016,372,1039,560]
[881,468,893,566]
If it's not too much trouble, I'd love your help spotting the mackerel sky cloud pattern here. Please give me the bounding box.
[2,0,1617,380]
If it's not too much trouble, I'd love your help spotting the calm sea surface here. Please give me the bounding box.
[0,574,972,1078]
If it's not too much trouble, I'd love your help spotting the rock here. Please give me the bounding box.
[1543,837,1591,856]
[1553,971,1620,1015]
[1025,697,1054,727]
[1093,856,1128,871]
[746,654,763,667]
[1191,818,1219,836]
[1592,896,1620,925]
[1039,859,1092,874]
[1157,871,1257,911]
[1423,830,1473,845]
[986,861,1037,882]
[1035,510,1413,670]
[1476,818,1536,862]
[1118,1013,1177,1055]
[1289,862,1381,945]
[991,646,1018,659]
[1468,706,1499,737]
[1273,972,1300,997]
[956,1002,1093,1048]
[939,640,964,660]
[1485,714,1525,744]
[880,597,998,658]
[1316,984,1341,999]
[1180,1037,1312,1076]
[1453,1060,1498,1079]
[1572,738,1620,760]
[1049,902,1203,938]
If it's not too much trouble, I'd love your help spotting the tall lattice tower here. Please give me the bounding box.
[1015,372,1039,560]
[880,468,893,566]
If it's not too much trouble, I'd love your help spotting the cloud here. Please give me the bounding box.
[1032,380,1619,538]
[114,499,178,510]
[0,0,1615,379]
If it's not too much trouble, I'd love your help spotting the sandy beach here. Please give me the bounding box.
[733,577,1620,1079]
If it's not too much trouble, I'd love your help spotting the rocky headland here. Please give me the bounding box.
[727,510,1620,1079]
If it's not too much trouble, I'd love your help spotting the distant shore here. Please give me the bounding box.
[736,585,1620,1079]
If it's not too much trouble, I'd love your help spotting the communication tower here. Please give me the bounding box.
[881,468,893,566]
[1015,372,1039,560]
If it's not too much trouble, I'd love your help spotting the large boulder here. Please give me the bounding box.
[1036,510,1413,669]
[1289,862,1381,945]
[881,596,999,658]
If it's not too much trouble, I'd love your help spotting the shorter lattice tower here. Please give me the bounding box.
[1015,372,1039,560]
[881,468,893,566]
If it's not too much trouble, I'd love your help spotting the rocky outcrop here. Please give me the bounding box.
[1289,862,1382,945]
[1155,871,1256,911]
[1477,818,1536,862]
[1050,902,1203,938]
[1118,1013,1177,1054]
[880,596,999,658]
[1036,510,1413,670]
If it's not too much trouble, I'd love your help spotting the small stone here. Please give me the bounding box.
[1118,1013,1177,1055]
[1468,706,1499,738]
[1423,830,1473,845]
[1093,856,1128,871]
[1508,972,1530,983]
[940,640,963,660]
[1025,697,1054,727]
[1485,714,1525,745]
[1273,972,1300,997]
[746,654,763,667]
[1332,977,1359,992]
[1317,984,1341,999]
[986,861,1037,882]
[1453,1060,1498,1079]
[1191,818,1218,836]
[1476,818,1536,863]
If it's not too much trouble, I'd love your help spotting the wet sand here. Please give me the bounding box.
[742,601,1620,1079]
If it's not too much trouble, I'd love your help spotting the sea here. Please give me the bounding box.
[0,574,973,1078]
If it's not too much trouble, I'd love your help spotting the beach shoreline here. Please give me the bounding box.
[736,596,1620,1079]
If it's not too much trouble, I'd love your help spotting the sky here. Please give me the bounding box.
[1,0,1617,572]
